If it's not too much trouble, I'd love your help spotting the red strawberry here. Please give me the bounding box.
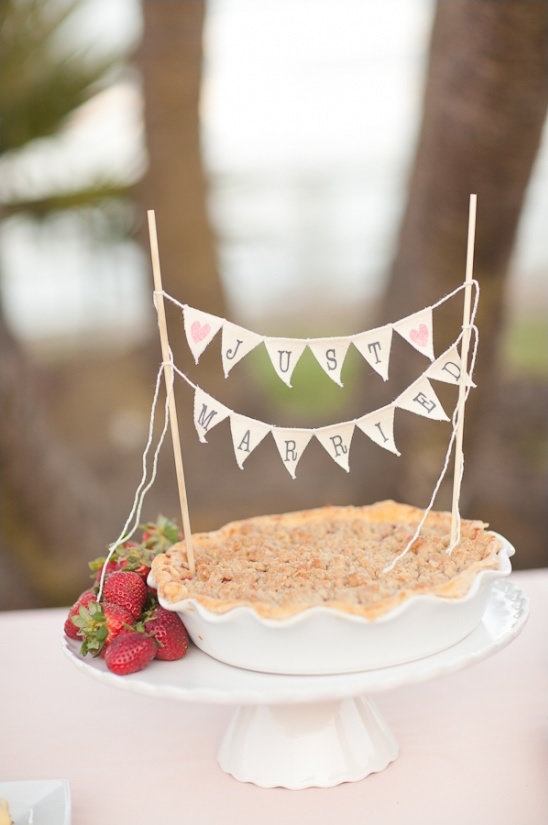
[89,518,180,587]
[139,516,181,553]
[104,630,157,675]
[144,605,189,661]
[92,557,119,584]
[116,558,151,581]
[72,600,135,656]
[103,570,147,619]
[64,589,97,640]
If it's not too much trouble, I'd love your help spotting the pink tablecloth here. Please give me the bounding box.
[1,569,547,825]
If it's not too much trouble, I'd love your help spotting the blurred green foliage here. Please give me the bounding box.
[0,0,133,216]
[245,346,363,423]
[502,318,548,377]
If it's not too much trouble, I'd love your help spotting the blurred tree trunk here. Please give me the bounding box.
[136,0,226,320]
[358,0,547,550]
[0,320,109,608]
[0,1,233,607]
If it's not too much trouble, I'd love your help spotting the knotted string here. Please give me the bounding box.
[383,312,480,572]
[97,353,175,601]
[155,278,477,345]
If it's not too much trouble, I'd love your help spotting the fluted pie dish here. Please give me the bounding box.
[150,501,514,674]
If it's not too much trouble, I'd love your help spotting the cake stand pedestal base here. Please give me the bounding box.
[217,695,398,789]
[63,581,528,791]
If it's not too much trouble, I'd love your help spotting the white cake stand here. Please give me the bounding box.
[63,579,528,789]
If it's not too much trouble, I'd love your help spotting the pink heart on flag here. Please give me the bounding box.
[409,323,429,347]
[191,321,211,342]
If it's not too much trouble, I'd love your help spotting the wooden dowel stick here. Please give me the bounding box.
[147,209,195,575]
[450,194,477,544]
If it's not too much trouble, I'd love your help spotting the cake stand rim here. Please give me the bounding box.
[62,579,528,706]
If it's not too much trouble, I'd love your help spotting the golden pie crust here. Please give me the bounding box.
[151,501,503,620]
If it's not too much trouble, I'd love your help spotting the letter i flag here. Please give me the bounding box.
[355,405,400,455]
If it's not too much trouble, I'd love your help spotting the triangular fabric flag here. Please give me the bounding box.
[271,428,313,478]
[221,322,263,377]
[229,413,271,469]
[393,307,434,361]
[426,345,475,387]
[264,339,307,387]
[352,325,393,381]
[193,387,230,443]
[314,422,355,471]
[183,306,224,363]
[395,375,449,421]
[355,405,400,455]
[307,338,351,387]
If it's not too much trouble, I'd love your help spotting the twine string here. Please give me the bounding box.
[97,353,175,600]
[382,320,480,573]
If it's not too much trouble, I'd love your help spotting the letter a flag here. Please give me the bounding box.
[183,306,223,363]
[393,307,434,361]
[193,387,230,443]
[229,413,271,468]
[264,339,307,387]
[314,423,355,471]
[221,322,262,378]
[271,428,313,478]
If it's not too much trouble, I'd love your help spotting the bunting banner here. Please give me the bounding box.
[170,282,473,387]
[104,205,480,587]
[170,335,476,477]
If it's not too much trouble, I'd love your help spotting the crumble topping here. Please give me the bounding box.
[151,501,502,619]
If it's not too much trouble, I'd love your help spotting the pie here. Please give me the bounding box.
[151,500,504,621]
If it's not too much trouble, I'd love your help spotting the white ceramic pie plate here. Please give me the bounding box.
[152,531,514,675]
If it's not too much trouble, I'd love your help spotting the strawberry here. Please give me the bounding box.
[72,600,135,656]
[116,557,151,581]
[104,630,157,675]
[64,589,97,640]
[103,570,147,619]
[139,516,181,554]
[144,605,189,661]
[88,517,180,587]
[90,556,119,584]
